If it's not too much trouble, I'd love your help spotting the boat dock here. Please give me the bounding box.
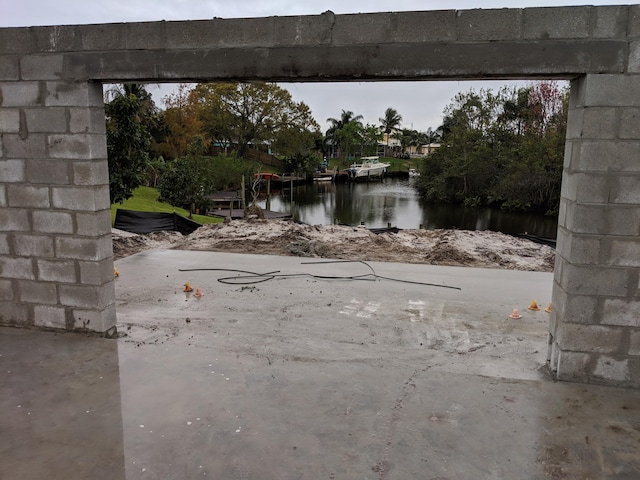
[208,208,291,220]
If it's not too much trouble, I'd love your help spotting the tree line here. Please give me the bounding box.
[106,81,568,216]
[414,82,568,215]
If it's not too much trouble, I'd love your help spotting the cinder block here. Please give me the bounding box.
[561,263,630,296]
[45,81,103,108]
[12,234,54,257]
[609,175,640,204]
[0,302,31,325]
[125,21,167,50]
[33,305,67,329]
[32,210,73,234]
[36,259,77,283]
[0,28,32,55]
[0,185,5,207]
[620,108,640,139]
[0,256,35,280]
[3,134,47,158]
[0,109,20,133]
[576,140,640,172]
[564,108,583,140]
[583,75,640,107]
[68,108,106,134]
[73,160,109,186]
[25,159,72,185]
[456,9,522,41]
[560,292,599,325]
[17,280,57,305]
[606,237,640,267]
[0,209,30,232]
[606,206,640,236]
[556,350,591,383]
[79,259,115,286]
[23,107,67,133]
[0,81,43,107]
[31,25,81,53]
[602,298,640,327]
[72,303,116,332]
[76,210,112,237]
[0,159,25,182]
[48,134,108,160]
[630,330,640,356]
[165,18,267,50]
[523,6,590,39]
[0,279,13,301]
[55,234,112,261]
[52,185,110,211]
[630,41,640,74]
[555,229,602,265]
[58,283,113,309]
[564,203,608,235]
[560,172,610,204]
[580,107,619,139]
[630,6,640,36]
[559,323,626,354]
[593,5,631,38]
[78,23,128,51]
[593,355,630,382]
[0,233,9,254]
[7,185,50,208]
[0,55,20,81]
[20,54,64,80]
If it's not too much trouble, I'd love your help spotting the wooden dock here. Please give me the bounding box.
[209,208,291,220]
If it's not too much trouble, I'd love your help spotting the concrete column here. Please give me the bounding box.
[548,74,640,388]
[0,77,116,333]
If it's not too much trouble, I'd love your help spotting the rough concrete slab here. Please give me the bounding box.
[2,250,639,479]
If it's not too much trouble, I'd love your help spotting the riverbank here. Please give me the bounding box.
[112,219,555,272]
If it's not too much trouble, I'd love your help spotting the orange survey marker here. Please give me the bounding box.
[183,282,193,292]
[545,303,552,313]
[194,288,203,297]
[114,267,119,278]
[528,300,540,311]
[509,308,522,319]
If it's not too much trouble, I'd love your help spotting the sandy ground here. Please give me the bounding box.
[112,219,556,272]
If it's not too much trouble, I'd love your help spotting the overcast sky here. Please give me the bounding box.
[1,0,625,131]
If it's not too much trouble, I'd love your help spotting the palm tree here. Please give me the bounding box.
[325,110,364,162]
[379,107,402,154]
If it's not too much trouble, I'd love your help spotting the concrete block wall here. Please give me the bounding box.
[0,78,116,332]
[1,6,640,385]
[549,74,640,388]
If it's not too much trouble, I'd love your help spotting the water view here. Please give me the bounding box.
[259,178,558,239]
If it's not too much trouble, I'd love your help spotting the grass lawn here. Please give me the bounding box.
[110,186,221,226]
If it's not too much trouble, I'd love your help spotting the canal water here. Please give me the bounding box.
[259,178,558,239]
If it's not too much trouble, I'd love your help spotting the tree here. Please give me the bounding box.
[379,107,403,151]
[325,110,364,162]
[106,83,154,204]
[190,82,320,158]
[416,82,569,214]
[157,83,204,160]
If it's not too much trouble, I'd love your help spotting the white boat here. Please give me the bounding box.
[346,156,390,181]
[409,168,420,177]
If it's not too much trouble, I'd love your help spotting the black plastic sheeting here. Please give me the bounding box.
[114,209,202,235]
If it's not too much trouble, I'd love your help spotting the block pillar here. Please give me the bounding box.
[0,75,115,333]
[548,74,640,388]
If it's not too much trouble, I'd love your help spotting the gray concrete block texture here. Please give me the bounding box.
[0,6,639,387]
[551,73,640,389]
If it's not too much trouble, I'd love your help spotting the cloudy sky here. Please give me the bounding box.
[1,0,624,131]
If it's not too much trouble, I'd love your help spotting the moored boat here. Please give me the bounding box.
[346,156,390,181]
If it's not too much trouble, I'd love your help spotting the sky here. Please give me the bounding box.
[1,0,626,132]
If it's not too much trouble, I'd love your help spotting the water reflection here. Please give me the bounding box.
[260,179,558,238]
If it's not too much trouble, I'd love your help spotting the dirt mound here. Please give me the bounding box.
[112,219,556,272]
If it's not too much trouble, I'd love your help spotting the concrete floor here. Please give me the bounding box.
[1,250,639,479]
